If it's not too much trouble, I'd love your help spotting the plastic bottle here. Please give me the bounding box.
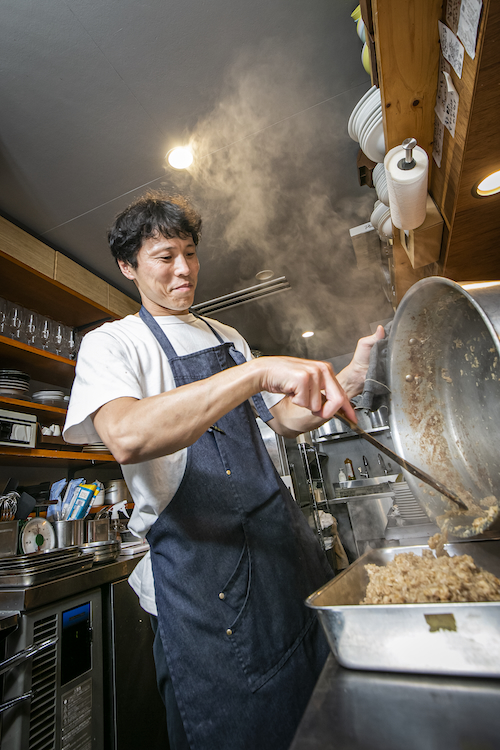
[344,458,356,480]
[338,468,347,482]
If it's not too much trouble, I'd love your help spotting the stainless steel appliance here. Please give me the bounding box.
[0,409,37,449]
[0,589,104,749]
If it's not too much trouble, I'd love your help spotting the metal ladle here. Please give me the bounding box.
[336,413,468,511]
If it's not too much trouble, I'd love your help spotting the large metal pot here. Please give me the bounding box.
[387,278,500,537]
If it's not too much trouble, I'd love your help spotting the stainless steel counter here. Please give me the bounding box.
[290,654,500,750]
[0,553,144,612]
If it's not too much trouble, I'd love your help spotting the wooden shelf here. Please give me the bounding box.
[0,248,117,328]
[0,396,67,422]
[0,446,115,467]
[0,335,75,388]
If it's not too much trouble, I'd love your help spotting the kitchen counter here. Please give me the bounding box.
[290,654,500,750]
[0,552,144,612]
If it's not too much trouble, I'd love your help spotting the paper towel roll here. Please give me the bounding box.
[384,144,428,230]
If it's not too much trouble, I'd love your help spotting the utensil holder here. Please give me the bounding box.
[53,519,85,548]
[0,521,19,557]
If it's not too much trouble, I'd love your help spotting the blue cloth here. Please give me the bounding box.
[140,306,331,750]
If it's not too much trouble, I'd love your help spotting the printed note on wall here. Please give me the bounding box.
[457,0,483,60]
[432,115,445,169]
[438,21,464,78]
[446,0,461,34]
[435,70,459,138]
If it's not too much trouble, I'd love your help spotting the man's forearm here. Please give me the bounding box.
[93,355,353,464]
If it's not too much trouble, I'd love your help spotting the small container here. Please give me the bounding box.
[53,519,85,548]
[104,480,129,505]
[86,518,110,542]
[0,521,19,557]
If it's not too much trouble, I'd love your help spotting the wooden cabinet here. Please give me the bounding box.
[369,0,500,301]
[0,220,140,468]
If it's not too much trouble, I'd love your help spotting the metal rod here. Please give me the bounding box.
[335,413,468,511]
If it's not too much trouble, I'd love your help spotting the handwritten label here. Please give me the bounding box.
[432,116,444,169]
[435,70,459,138]
[457,0,483,60]
[439,21,465,78]
[446,0,461,34]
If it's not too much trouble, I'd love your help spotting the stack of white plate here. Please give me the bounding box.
[0,369,31,399]
[32,390,66,407]
[348,86,386,163]
[372,163,390,206]
[84,442,108,453]
[370,200,393,240]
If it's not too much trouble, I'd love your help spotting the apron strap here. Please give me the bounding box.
[140,306,274,423]
[139,306,178,359]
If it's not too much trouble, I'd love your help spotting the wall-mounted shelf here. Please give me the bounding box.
[0,396,67,422]
[0,336,76,388]
[0,446,115,467]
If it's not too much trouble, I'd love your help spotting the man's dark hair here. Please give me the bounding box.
[107,191,202,268]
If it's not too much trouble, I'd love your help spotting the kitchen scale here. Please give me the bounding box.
[19,518,56,554]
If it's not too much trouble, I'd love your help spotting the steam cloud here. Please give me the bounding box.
[161,39,392,359]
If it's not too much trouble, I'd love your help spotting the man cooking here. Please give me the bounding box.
[63,192,384,750]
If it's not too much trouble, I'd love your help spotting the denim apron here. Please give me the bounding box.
[140,307,331,750]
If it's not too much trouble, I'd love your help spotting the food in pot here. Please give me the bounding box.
[361,539,500,604]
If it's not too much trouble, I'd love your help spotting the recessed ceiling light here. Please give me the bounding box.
[255,270,274,281]
[166,147,194,170]
[302,331,314,338]
[472,169,500,197]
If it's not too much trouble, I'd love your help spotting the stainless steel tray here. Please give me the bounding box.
[80,540,120,564]
[306,541,500,677]
[0,547,81,570]
[0,556,94,587]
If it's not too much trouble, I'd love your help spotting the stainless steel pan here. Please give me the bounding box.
[387,278,500,537]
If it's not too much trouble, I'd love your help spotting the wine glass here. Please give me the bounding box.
[24,311,39,348]
[40,316,51,351]
[8,304,24,342]
[0,298,7,336]
[51,321,65,356]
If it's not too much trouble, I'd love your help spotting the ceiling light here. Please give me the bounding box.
[255,270,274,281]
[166,147,193,170]
[302,331,314,338]
[472,170,500,197]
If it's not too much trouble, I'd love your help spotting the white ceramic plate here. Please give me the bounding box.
[347,86,377,141]
[353,95,380,141]
[358,106,382,148]
[347,85,377,140]
[361,117,386,163]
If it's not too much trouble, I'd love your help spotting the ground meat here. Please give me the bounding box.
[362,547,500,604]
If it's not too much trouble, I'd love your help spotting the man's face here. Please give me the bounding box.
[118,234,200,315]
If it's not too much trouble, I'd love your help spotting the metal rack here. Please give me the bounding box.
[297,442,329,553]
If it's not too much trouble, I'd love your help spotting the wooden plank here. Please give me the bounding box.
[442,0,500,280]
[372,0,442,164]
[107,285,140,318]
[0,216,55,278]
[0,249,114,326]
[54,252,108,309]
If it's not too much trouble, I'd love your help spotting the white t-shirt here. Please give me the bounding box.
[63,312,283,616]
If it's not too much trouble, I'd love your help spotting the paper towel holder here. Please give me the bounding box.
[398,137,418,170]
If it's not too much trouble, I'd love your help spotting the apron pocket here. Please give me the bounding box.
[223,536,316,694]
[219,538,250,615]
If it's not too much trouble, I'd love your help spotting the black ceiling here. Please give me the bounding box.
[0,0,393,360]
